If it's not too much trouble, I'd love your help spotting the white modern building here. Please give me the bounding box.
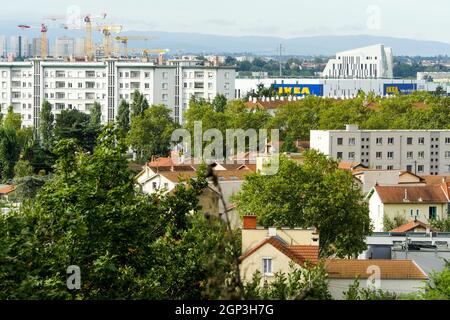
[0,59,236,127]
[322,44,393,79]
[311,125,450,176]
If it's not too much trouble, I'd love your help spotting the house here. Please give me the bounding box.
[239,216,428,299]
[239,216,320,283]
[0,185,16,202]
[138,170,252,229]
[338,162,367,172]
[390,220,436,233]
[354,170,426,194]
[367,185,449,232]
[325,259,428,299]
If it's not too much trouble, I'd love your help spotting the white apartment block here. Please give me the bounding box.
[311,125,450,176]
[0,59,236,127]
[322,44,393,79]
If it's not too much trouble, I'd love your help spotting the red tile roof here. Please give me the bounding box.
[0,185,15,195]
[375,185,448,204]
[390,220,436,233]
[239,237,319,266]
[325,259,427,280]
[160,170,252,183]
[338,162,366,171]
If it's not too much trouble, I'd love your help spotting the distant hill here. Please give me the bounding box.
[1,20,449,56]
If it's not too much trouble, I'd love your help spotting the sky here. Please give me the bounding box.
[1,0,449,43]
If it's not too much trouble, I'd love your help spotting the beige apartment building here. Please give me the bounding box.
[311,125,450,176]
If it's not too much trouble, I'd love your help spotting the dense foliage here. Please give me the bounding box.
[233,152,372,258]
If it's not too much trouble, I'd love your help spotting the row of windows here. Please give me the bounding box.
[337,137,450,146]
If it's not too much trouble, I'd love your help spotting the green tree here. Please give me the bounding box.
[243,262,332,300]
[130,90,149,118]
[212,94,227,113]
[13,159,33,178]
[233,152,372,258]
[418,260,450,300]
[3,106,22,131]
[127,105,179,163]
[116,100,130,135]
[39,100,54,151]
[90,102,102,127]
[344,278,398,300]
[0,126,20,182]
[383,214,408,232]
[54,109,99,153]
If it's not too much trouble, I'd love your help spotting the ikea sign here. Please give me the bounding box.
[383,83,417,95]
[272,84,323,97]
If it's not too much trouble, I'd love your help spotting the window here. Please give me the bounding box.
[429,207,437,220]
[376,152,382,160]
[162,94,168,101]
[388,137,394,145]
[406,165,413,172]
[387,165,394,170]
[337,152,343,159]
[376,165,382,170]
[349,138,356,146]
[418,165,424,173]
[152,182,157,190]
[446,138,450,145]
[262,258,272,276]
[144,72,151,78]
[418,151,425,159]
[348,152,355,160]
[337,138,343,146]
[418,137,425,145]
[162,72,168,79]
[407,151,413,159]
[388,152,394,159]
[376,138,382,145]
[446,151,450,159]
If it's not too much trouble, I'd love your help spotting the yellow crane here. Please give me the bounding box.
[46,12,106,60]
[115,36,155,58]
[83,13,107,60]
[96,25,123,57]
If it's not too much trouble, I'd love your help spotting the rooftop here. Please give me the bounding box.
[374,185,448,204]
[324,259,428,280]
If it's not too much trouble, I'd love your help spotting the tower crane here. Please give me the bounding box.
[83,13,107,60]
[17,23,49,58]
[96,25,123,58]
[114,36,155,58]
[129,48,170,64]
[46,12,106,60]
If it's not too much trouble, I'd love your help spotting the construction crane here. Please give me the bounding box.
[96,25,123,58]
[129,48,170,64]
[115,36,155,58]
[47,12,106,60]
[17,23,48,58]
[83,13,107,60]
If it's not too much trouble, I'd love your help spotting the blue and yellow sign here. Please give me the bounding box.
[272,84,323,96]
[383,83,417,95]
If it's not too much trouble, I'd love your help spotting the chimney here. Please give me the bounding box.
[243,215,257,229]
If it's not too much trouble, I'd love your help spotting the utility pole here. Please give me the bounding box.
[278,44,284,77]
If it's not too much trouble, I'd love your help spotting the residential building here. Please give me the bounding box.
[325,259,427,299]
[353,170,426,194]
[322,44,393,79]
[240,216,428,299]
[367,184,450,232]
[311,125,450,176]
[0,59,236,127]
[361,226,450,276]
